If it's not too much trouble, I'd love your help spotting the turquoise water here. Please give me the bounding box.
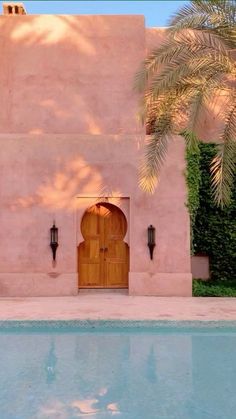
[0,321,236,419]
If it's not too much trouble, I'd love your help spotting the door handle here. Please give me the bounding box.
[104,247,108,252]
[100,247,108,252]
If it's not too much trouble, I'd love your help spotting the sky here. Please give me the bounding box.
[1,1,189,27]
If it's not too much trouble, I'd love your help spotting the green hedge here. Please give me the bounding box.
[185,143,201,253]
[193,279,236,297]
[186,143,236,282]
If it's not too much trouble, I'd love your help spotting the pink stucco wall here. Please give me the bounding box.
[191,256,210,280]
[0,15,144,134]
[0,14,192,296]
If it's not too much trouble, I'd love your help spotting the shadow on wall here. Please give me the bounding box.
[11,154,124,212]
[0,14,144,135]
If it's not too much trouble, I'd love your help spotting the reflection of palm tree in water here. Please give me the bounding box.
[73,336,130,415]
[92,348,129,414]
[73,364,128,415]
[93,386,121,412]
[71,373,127,415]
[45,340,57,384]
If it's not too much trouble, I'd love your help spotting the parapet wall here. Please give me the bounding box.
[0,15,145,135]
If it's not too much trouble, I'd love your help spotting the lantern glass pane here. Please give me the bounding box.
[50,225,58,243]
[148,226,155,244]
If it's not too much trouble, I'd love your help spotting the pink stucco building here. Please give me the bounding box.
[0,3,193,297]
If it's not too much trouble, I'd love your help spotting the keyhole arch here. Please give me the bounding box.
[78,201,129,288]
[80,202,127,241]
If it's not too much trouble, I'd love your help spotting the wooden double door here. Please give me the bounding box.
[78,202,129,288]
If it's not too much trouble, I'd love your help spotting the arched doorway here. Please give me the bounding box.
[78,202,129,288]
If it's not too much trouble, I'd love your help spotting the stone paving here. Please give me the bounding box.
[0,290,236,321]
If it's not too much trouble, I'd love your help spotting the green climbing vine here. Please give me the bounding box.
[186,142,236,281]
[185,141,201,253]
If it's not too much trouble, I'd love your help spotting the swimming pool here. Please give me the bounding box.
[0,320,236,419]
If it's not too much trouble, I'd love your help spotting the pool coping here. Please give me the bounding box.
[1,319,236,331]
[0,295,236,322]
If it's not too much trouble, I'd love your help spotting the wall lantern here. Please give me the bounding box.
[147,225,156,260]
[50,222,58,261]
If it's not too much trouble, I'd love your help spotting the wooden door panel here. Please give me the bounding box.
[78,241,101,287]
[78,203,129,288]
[106,240,128,258]
[105,242,129,287]
[103,205,128,287]
[79,262,101,287]
[106,263,128,287]
[104,210,127,240]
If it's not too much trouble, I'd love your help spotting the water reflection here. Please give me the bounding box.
[145,344,157,383]
[45,339,57,384]
[0,328,235,418]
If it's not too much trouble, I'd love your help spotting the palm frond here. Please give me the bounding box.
[139,112,173,193]
[136,0,236,206]
[211,93,236,207]
[180,129,200,153]
[211,140,236,207]
[139,134,169,193]
[135,30,234,97]
[184,70,229,135]
[169,0,236,32]
[134,40,185,93]
[147,53,233,102]
[168,0,236,48]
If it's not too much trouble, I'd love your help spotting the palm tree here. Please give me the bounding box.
[135,0,236,207]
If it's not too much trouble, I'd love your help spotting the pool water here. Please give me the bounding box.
[0,321,236,419]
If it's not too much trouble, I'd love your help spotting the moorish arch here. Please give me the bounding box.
[78,202,129,288]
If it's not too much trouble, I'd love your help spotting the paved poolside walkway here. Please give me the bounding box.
[0,291,236,320]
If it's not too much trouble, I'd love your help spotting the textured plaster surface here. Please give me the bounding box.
[0,15,197,297]
[0,133,192,296]
[0,292,236,320]
[0,15,145,134]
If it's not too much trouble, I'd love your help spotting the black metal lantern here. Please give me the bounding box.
[147,225,156,260]
[50,222,58,261]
